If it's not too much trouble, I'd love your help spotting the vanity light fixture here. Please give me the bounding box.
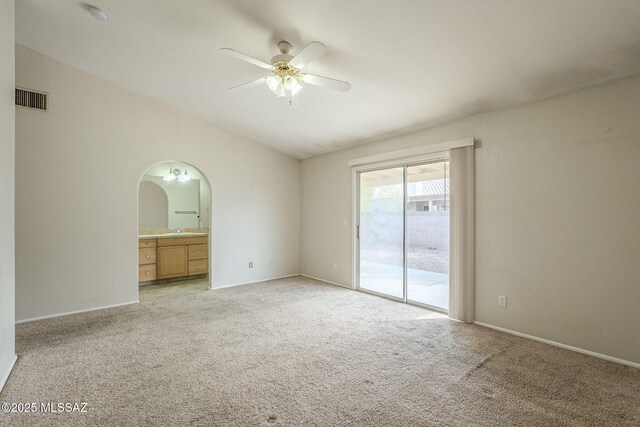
[178,169,190,183]
[163,168,176,182]
[163,168,191,183]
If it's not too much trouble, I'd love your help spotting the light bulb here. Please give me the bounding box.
[163,168,176,182]
[284,76,299,91]
[291,83,302,96]
[178,169,191,183]
[266,76,280,91]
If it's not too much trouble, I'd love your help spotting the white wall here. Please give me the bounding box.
[301,74,640,364]
[15,45,300,321]
[0,0,16,389]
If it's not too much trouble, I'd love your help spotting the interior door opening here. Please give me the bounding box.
[357,158,450,312]
[137,160,212,292]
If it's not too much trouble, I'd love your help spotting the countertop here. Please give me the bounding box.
[138,232,208,239]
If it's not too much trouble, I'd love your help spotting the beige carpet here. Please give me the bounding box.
[1,276,638,426]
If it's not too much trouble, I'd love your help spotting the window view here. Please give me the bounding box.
[357,159,450,310]
[406,161,449,309]
[358,167,404,298]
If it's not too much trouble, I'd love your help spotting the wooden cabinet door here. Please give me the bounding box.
[157,246,188,279]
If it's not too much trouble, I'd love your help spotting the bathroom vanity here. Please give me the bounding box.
[138,233,209,284]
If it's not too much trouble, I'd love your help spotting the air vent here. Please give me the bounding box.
[15,87,48,111]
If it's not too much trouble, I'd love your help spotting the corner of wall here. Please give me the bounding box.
[0,0,16,393]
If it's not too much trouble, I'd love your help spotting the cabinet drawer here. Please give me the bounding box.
[188,259,208,276]
[139,248,156,265]
[139,264,156,282]
[139,238,157,249]
[188,244,208,260]
[157,236,207,247]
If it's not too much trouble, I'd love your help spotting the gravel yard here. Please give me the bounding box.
[361,247,449,274]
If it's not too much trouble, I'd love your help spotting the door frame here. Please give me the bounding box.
[137,160,213,296]
[352,152,450,313]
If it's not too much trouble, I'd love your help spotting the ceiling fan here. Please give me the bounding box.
[220,41,351,103]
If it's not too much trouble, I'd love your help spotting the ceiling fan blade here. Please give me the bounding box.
[301,74,351,92]
[227,77,268,93]
[220,48,273,69]
[289,41,327,69]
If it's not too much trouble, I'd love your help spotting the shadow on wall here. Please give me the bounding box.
[139,181,169,229]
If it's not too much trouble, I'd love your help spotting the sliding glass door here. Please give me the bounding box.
[358,167,405,299]
[357,159,450,311]
[405,161,449,309]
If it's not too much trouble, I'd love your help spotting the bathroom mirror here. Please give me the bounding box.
[138,161,211,231]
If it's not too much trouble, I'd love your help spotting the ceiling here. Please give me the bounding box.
[16,1,640,159]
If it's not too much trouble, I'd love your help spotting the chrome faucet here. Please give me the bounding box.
[171,228,182,233]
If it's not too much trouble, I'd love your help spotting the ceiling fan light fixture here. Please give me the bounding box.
[290,83,303,96]
[284,75,299,91]
[266,75,280,91]
[222,40,351,100]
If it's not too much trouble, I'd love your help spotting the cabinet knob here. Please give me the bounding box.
[197,266,200,269]
[196,250,200,254]
[145,255,150,258]
[145,271,150,275]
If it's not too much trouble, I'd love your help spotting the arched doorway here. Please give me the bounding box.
[137,160,212,291]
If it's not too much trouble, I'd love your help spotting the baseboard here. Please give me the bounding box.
[16,300,140,324]
[474,321,639,369]
[0,355,17,392]
[300,274,353,289]
[209,274,300,290]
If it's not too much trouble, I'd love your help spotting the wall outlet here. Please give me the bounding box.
[498,295,507,308]
[249,262,253,269]
[332,262,338,271]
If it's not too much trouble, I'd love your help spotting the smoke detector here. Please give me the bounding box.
[88,6,108,22]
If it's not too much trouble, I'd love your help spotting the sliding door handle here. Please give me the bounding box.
[356,225,360,240]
